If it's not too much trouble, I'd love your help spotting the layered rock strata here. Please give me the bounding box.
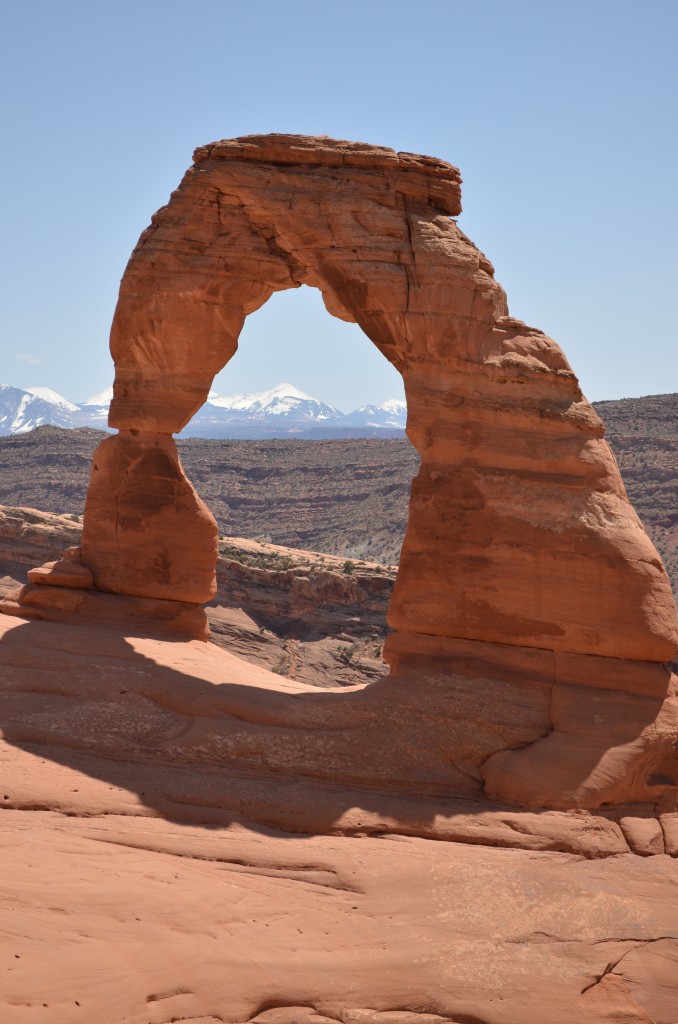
[4,135,678,813]
[100,136,676,662]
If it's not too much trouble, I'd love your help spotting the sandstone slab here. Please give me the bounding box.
[0,614,677,1023]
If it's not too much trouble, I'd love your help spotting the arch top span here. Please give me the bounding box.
[107,132,473,437]
[191,133,463,216]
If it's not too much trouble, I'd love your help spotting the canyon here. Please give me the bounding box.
[0,505,392,688]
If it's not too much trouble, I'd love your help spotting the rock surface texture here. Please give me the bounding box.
[1,136,677,1018]
[0,614,677,1023]
[102,136,677,661]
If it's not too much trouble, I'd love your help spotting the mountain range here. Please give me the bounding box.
[0,382,406,439]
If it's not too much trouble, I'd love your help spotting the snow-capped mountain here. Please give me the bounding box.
[0,384,83,434]
[206,382,340,418]
[25,386,80,413]
[0,382,407,438]
[184,382,346,437]
[343,399,407,430]
[81,387,113,407]
[78,387,113,427]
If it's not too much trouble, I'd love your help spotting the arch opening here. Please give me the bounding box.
[178,284,413,561]
[175,283,416,688]
[206,284,406,416]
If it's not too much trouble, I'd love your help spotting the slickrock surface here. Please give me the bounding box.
[8,504,678,817]
[1,613,677,1023]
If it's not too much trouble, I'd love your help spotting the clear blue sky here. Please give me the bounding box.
[1,0,676,410]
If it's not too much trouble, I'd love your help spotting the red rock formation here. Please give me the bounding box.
[82,431,218,603]
[4,135,677,814]
[87,134,676,661]
[3,137,678,1021]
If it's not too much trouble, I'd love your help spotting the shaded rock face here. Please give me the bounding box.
[5,134,678,815]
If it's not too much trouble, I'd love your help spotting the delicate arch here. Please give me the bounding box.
[78,134,676,667]
[4,134,677,812]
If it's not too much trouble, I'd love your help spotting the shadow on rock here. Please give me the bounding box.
[0,616,675,858]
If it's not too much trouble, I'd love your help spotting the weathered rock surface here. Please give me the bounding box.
[80,133,676,664]
[0,504,82,579]
[82,431,219,603]
[0,613,677,1023]
[27,545,93,589]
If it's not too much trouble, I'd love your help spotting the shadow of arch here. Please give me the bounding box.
[0,616,673,857]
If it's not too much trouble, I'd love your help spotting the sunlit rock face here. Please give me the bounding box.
[6,134,677,812]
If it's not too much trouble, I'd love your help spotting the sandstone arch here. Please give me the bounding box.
[82,134,675,664]
[5,135,677,811]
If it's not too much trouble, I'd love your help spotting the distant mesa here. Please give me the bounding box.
[0,381,406,439]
